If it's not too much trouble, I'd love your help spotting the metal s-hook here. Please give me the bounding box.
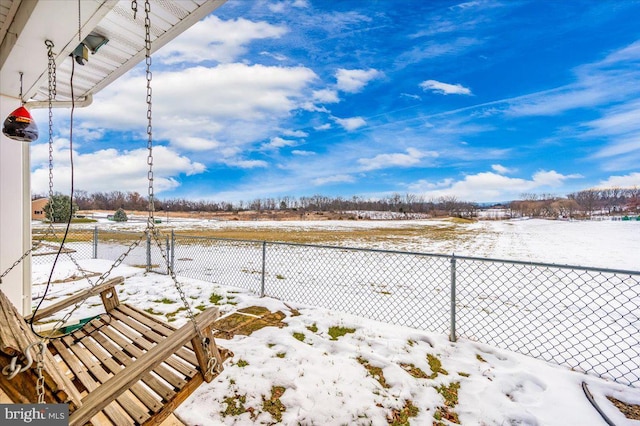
[19,72,24,105]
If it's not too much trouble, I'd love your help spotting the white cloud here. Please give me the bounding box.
[409,170,583,202]
[532,170,582,186]
[335,69,382,93]
[155,16,287,64]
[420,79,472,95]
[333,116,366,131]
[313,89,340,103]
[268,0,309,13]
[491,164,514,174]
[291,150,315,156]
[596,172,640,188]
[400,93,422,101]
[78,63,318,158]
[31,144,204,195]
[314,123,331,131]
[172,136,220,151]
[263,137,297,149]
[358,148,436,171]
[227,159,269,169]
[312,174,355,185]
[282,129,309,137]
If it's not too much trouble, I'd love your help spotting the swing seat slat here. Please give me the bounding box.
[0,276,231,426]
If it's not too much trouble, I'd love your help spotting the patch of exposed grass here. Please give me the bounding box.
[275,274,285,280]
[388,399,419,426]
[195,304,206,312]
[209,293,224,305]
[144,307,163,316]
[400,363,428,379]
[427,354,448,379]
[165,306,188,321]
[222,393,247,417]
[306,323,318,333]
[434,382,461,425]
[328,325,356,340]
[458,372,470,377]
[236,359,249,368]
[276,352,286,358]
[152,297,175,304]
[262,386,286,422]
[476,354,487,363]
[139,223,478,245]
[357,357,389,389]
[71,217,98,223]
[293,332,306,342]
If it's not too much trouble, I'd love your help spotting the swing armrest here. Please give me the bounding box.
[26,277,125,322]
[68,307,220,426]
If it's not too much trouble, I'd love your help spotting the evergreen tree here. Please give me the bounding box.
[44,194,78,223]
[113,207,128,222]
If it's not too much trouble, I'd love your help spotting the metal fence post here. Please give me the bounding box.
[261,241,266,297]
[165,236,170,275]
[92,226,98,259]
[449,254,457,342]
[146,230,151,272]
[170,230,175,272]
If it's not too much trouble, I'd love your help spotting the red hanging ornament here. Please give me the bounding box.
[2,106,39,142]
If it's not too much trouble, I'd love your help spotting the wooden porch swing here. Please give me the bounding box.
[0,2,231,424]
[0,276,230,426]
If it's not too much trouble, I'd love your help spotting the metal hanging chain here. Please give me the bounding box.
[46,40,56,229]
[44,39,94,285]
[144,0,155,230]
[139,0,216,372]
[35,342,46,404]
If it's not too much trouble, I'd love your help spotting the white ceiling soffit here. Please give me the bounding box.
[0,0,226,104]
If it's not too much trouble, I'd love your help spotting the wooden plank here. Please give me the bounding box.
[122,303,178,332]
[0,290,22,355]
[109,309,199,373]
[118,304,176,337]
[79,320,177,404]
[0,290,82,406]
[51,339,131,426]
[191,324,224,383]
[103,317,195,383]
[140,374,204,426]
[63,336,151,425]
[78,331,165,413]
[68,308,219,426]
[115,306,199,366]
[26,277,124,322]
[100,285,120,312]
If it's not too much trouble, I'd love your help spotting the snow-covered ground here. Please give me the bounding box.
[56,217,639,270]
[29,218,640,425]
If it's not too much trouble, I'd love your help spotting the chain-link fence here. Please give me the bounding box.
[31,227,640,387]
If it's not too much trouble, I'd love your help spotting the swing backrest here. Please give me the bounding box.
[0,287,82,406]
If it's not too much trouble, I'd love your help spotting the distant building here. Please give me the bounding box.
[32,198,48,221]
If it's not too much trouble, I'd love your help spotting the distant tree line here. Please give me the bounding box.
[510,188,639,218]
[32,186,639,219]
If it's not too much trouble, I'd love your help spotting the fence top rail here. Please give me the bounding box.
[170,233,640,276]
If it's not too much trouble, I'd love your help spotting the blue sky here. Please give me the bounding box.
[31,0,640,203]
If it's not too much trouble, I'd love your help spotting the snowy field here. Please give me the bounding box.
[30,218,640,425]
[60,216,640,270]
